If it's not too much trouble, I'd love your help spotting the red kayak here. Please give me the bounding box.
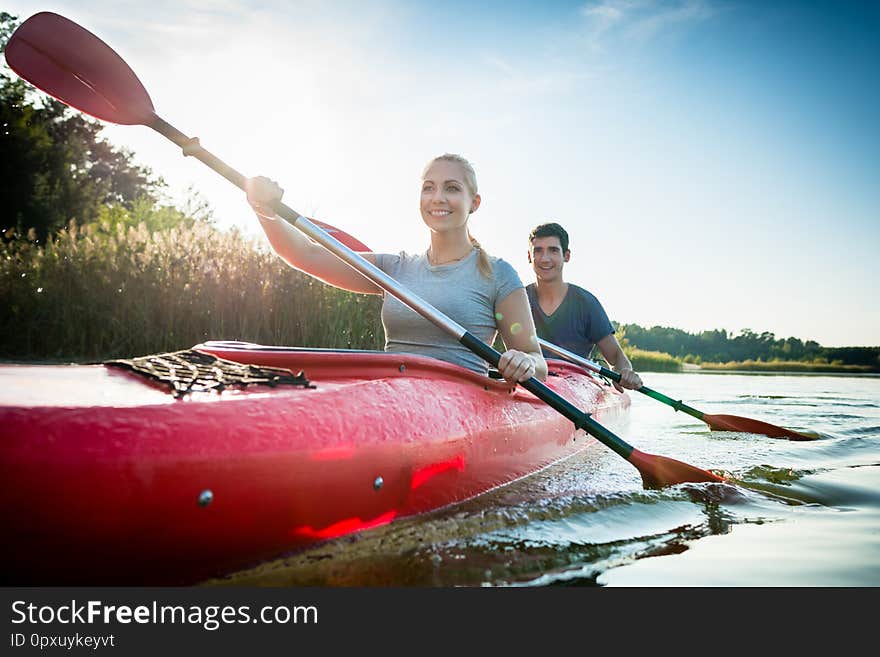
[0,341,629,585]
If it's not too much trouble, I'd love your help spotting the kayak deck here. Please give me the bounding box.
[0,342,629,584]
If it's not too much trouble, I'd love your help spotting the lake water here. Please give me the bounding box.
[207,371,880,587]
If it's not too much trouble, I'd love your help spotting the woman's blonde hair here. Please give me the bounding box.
[423,153,492,278]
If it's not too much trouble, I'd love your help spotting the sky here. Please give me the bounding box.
[4,0,878,347]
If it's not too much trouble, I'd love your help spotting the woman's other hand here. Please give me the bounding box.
[497,349,538,384]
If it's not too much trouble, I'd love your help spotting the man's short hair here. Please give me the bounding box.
[529,222,569,253]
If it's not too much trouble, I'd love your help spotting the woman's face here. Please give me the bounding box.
[420,159,480,234]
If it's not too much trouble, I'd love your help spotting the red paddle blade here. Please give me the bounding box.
[629,449,725,489]
[5,12,155,125]
[704,414,819,441]
[310,220,372,252]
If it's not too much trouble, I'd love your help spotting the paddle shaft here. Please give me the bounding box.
[539,339,707,421]
[150,116,246,189]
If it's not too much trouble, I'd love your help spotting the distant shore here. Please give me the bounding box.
[695,360,877,374]
[628,352,879,375]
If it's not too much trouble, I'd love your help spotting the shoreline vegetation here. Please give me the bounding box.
[2,218,878,373]
[694,360,876,374]
[622,347,877,374]
[622,344,878,374]
[619,352,875,375]
[1,219,384,363]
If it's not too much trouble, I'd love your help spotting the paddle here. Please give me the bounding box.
[5,11,725,488]
[538,339,820,441]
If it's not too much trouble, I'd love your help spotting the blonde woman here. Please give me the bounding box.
[246,153,546,384]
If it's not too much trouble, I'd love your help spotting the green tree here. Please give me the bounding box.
[1,12,163,240]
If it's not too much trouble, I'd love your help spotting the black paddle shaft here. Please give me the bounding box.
[149,116,248,190]
[460,333,635,460]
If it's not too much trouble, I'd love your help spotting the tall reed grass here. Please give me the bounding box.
[624,347,682,372]
[1,220,383,362]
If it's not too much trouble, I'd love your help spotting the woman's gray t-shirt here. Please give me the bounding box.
[374,249,523,375]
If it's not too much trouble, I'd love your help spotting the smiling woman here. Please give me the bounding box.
[246,153,549,384]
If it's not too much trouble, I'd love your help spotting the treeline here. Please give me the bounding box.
[618,323,879,369]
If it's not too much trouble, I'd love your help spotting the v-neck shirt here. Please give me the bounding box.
[525,282,614,358]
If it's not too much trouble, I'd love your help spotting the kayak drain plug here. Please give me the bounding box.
[373,477,384,491]
[198,490,214,507]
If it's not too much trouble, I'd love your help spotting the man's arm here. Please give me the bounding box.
[596,334,643,391]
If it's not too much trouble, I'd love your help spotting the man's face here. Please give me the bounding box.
[528,236,570,283]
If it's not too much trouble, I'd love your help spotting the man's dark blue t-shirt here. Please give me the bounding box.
[526,283,614,359]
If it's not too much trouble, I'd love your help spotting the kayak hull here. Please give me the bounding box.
[0,342,629,585]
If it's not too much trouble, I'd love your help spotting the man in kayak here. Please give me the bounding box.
[526,222,642,392]
[246,154,547,385]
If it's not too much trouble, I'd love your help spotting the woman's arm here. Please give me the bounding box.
[495,288,548,383]
[247,176,382,295]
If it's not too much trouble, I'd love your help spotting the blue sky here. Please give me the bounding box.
[4,1,878,347]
